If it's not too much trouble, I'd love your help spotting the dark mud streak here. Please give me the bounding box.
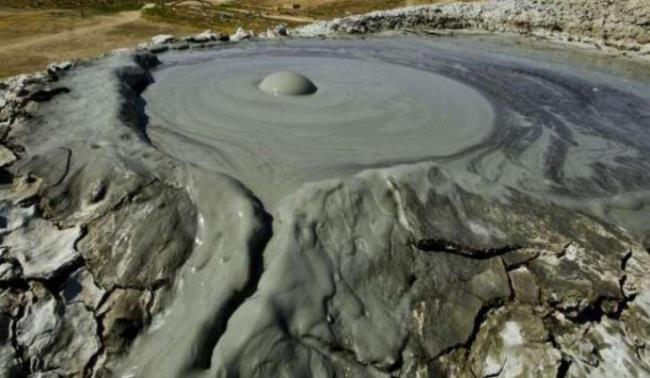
[50,147,72,188]
[414,238,521,259]
[10,300,29,376]
[115,53,161,144]
[433,57,650,196]
[83,311,106,378]
[125,50,280,372]
[25,87,71,103]
[432,299,507,361]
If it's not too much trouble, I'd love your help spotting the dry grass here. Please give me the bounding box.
[0,9,200,78]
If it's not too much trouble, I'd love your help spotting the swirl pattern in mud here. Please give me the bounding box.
[144,48,495,203]
[144,38,650,223]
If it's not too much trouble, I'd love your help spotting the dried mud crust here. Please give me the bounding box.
[0,58,199,377]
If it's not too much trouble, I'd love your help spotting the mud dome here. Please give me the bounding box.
[1,33,650,378]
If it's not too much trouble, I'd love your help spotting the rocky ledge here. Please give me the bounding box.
[295,0,650,58]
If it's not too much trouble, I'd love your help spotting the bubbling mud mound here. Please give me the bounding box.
[259,71,318,96]
[1,32,650,378]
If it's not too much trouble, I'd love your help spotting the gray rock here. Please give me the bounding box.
[0,176,42,205]
[16,284,60,360]
[0,262,20,282]
[35,148,154,227]
[0,146,16,167]
[230,27,253,42]
[185,30,223,43]
[0,289,22,317]
[97,288,152,356]
[509,267,541,305]
[150,34,176,45]
[0,310,20,378]
[42,302,100,376]
[61,268,107,309]
[501,248,541,269]
[78,182,196,289]
[2,216,81,280]
[567,316,650,377]
[47,61,73,74]
[16,283,100,376]
[467,306,562,378]
[0,203,35,237]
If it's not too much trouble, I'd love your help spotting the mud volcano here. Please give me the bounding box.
[259,71,318,95]
[1,32,650,378]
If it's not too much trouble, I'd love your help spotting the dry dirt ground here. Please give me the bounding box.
[0,8,200,78]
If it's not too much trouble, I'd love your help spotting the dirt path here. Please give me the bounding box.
[259,12,317,23]
[219,6,317,23]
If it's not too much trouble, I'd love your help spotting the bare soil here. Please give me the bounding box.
[0,8,200,78]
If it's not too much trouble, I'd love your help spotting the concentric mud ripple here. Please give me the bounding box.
[144,42,496,203]
[144,38,650,218]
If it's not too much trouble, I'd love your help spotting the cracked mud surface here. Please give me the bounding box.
[0,1,650,377]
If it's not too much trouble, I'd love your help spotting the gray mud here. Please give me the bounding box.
[143,40,494,205]
[144,36,650,231]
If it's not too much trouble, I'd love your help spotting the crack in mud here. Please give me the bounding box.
[414,238,522,259]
